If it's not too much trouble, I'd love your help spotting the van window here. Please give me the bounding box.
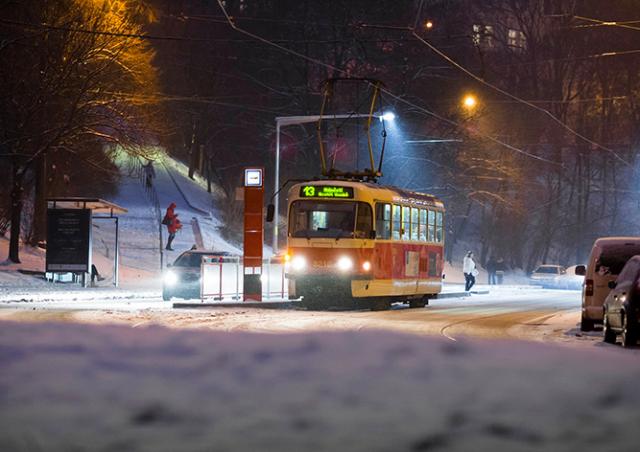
[596,245,640,275]
[616,259,640,283]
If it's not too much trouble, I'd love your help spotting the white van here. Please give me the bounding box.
[576,237,640,331]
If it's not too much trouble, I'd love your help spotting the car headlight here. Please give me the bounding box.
[164,270,178,286]
[337,256,353,272]
[291,255,306,272]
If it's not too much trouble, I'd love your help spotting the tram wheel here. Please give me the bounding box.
[409,298,427,308]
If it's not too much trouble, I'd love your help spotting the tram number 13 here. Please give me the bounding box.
[303,186,315,197]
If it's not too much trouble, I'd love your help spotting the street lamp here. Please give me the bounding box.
[462,94,478,110]
[272,112,394,253]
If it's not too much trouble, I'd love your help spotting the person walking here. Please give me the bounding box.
[486,256,497,285]
[163,202,178,250]
[463,251,477,292]
[143,160,156,188]
[495,257,506,285]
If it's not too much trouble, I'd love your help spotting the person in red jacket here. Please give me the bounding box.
[166,214,182,251]
[163,203,180,250]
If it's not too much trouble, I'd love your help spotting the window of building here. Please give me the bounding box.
[508,29,526,50]
[473,24,494,48]
[375,203,391,240]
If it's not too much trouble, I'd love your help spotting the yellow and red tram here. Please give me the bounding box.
[285,179,445,309]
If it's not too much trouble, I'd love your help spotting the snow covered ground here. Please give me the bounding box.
[1,320,639,452]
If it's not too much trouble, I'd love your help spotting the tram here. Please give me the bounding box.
[285,179,445,309]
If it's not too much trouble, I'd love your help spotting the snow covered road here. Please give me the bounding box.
[1,320,639,452]
[0,288,613,349]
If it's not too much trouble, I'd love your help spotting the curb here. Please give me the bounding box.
[173,300,300,309]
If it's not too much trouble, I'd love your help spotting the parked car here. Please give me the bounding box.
[555,265,585,290]
[530,265,566,288]
[576,237,640,331]
[602,255,640,347]
[163,250,234,301]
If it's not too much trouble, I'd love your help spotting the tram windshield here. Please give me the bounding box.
[289,201,372,239]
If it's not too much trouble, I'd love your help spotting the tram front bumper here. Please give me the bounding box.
[286,274,371,300]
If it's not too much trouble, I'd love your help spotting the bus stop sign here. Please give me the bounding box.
[243,168,264,301]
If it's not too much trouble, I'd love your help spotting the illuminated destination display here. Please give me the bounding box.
[299,185,354,199]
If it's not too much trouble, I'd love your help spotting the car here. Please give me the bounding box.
[530,265,566,288]
[554,265,585,290]
[602,255,640,347]
[162,250,235,301]
[575,237,640,331]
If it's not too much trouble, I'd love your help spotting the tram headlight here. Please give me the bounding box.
[164,270,178,286]
[362,260,372,272]
[291,255,307,272]
[337,256,354,272]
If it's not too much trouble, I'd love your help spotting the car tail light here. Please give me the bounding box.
[585,279,594,296]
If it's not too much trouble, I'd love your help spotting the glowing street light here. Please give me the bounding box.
[424,20,434,30]
[380,111,396,122]
[462,94,478,110]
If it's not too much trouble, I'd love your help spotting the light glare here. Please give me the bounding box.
[380,111,395,122]
[337,256,354,272]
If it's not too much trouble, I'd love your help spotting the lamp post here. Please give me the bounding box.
[272,112,395,253]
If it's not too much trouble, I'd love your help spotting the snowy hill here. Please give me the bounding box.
[0,151,241,290]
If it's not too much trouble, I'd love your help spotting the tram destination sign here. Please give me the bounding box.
[300,185,354,199]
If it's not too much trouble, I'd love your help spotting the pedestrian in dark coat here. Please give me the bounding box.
[486,256,497,285]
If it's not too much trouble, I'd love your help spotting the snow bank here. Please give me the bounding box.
[1,321,638,451]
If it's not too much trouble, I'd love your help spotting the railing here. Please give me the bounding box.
[130,156,164,270]
[200,255,289,302]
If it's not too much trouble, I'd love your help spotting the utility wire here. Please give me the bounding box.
[214,0,560,167]
[574,15,640,32]
[410,0,630,166]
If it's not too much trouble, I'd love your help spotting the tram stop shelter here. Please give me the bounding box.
[46,198,127,287]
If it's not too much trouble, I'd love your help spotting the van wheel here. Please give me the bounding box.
[603,312,616,344]
[580,316,594,332]
[621,313,636,347]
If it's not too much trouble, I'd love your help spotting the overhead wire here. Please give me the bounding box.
[410,0,630,166]
[214,0,561,167]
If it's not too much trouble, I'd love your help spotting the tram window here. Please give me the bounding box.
[428,210,436,242]
[355,203,373,239]
[375,203,391,240]
[436,211,444,243]
[392,205,401,240]
[402,206,410,241]
[289,201,356,239]
[411,208,419,241]
[419,209,427,241]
